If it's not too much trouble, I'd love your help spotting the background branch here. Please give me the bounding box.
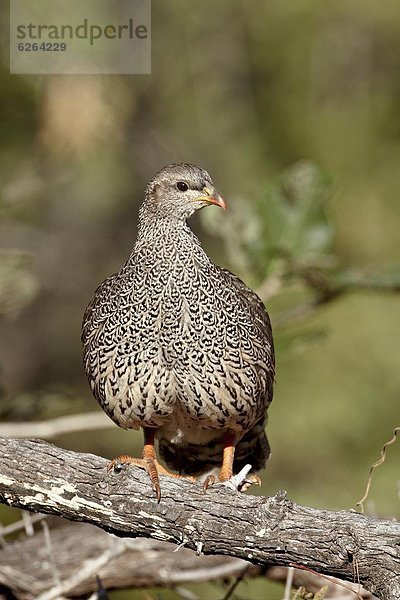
[0,412,111,439]
[0,520,372,600]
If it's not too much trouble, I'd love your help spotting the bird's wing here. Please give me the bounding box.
[81,273,118,347]
[219,267,275,377]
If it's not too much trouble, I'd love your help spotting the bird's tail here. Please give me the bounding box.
[158,417,270,477]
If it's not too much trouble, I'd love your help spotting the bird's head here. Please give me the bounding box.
[144,163,226,221]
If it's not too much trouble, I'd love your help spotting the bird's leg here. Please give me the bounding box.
[107,428,195,502]
[140,427,163,501]
[203,432,262,492]
[219,431,237,481]
[203,431,237,490]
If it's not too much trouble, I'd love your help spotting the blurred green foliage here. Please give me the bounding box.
[0,1,399,598]
[0,249,39,320]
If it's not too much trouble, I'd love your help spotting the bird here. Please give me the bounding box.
[81,163,275,501]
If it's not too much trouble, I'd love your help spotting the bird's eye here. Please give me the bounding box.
[177,181,189,192]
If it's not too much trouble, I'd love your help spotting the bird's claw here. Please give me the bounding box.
[203,464,261,493]
[144,457,162,502]
[238,473,262,492]
[203,474,216,492]
[107,454,132,474]
[108,454,196,502]
[222,464,255,491]
[107,454,162,501]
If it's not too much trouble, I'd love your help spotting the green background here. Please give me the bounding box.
[0,1,399,598]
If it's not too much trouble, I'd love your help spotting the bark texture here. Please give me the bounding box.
[0,436,399,599]
[0,521,372,599]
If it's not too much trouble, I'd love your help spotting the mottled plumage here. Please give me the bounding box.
[82,163,274,483]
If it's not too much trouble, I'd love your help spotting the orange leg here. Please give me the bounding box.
[108,428,195,502]
[203,432,262,491]
[219,433,236,481]
[203,431,237,490]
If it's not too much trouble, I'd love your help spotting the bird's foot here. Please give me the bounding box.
[203,464,261,493]
[107,455,195,502]
[236,471,262,493]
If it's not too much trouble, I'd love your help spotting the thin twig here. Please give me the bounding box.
[220,564,251,600]
[356,426,400,513]
[174,587,200,600]
[0,512,46,537]
[42,520,62,587]
[22,510,34,536]
[289,565,364,599]
[37,541,125,600]
[283,566,294,600]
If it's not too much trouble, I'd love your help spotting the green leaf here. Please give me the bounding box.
[259,161,334,263]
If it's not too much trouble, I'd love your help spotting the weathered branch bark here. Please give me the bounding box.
[0,436,399,599]
[0,521,372,599]
[1,520,249,599]
[0,520,260,600]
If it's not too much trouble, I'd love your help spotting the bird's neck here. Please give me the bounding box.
[137,212,195,243]
[126,213,205,267]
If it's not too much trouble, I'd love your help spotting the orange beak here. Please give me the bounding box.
[197,186,227,210]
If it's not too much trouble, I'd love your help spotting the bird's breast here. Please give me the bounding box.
[85,255,271,434]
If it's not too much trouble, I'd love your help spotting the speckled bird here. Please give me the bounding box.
[82,163,275,500]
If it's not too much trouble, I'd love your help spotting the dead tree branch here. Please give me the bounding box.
[0,436,399,599]
[0,520,372,599]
